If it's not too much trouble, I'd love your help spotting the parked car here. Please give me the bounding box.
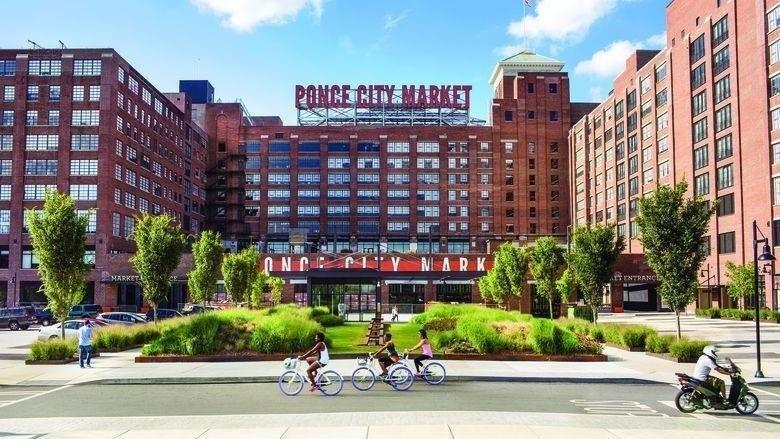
[145,309,183,321]
[182,304,220,315]
[67,304,103,319]
[96,312,147,326]
[34,307,56,326]
[38,319,107,341]
[0,307,37,330]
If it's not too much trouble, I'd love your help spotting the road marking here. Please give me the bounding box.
[570,399,668,417]
[759,414,780,424]
[0,385,71,409]
[754,387,780,398]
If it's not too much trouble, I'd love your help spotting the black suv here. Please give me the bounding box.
[0,307,36,330]
[34,307,55,326]
[67,304,103,319]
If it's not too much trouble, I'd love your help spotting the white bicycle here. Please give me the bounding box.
[278,358,344,396]
[351,353,415,391]
[398,351,447,385]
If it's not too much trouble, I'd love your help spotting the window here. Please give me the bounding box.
[0,60,16,76]
[387,141,409,153]
[716,193,734,217]
[527,83,535,93]
[73,86,85,101]
[549,111,559,122]
[658,160,670,178]
[1,111,12,126]
[712,16,728,47]
[690,34,706,63]
[28,59,61,76]
[73,60,101,76]
[692,91,707,116]
[772,40,780,65]
[715,105,731,132]
[715,76,731,104]
[717,231,735,254]
[691,63,706,90]
[327,157,350,169]
[504,110,513,122]
[124,192,136,209]
[0,160,11,176]
[716,134,732,161]
[26,85,39,101]
[89,85,101,102]
[25,111,38,126]
[693,118,708,143]
[0,210,9,234]
[712,47,729,75]
[772,74,780,97]
[24,184,56,200]
[655,62,667,82]
[774,143,780,165]
[70,184,97,201]
[548,83,558,93]
[125,216,135,239]
[48,110,59,126]
[21,249,39,269]
[416,141,439,153]
[70,159,98,176]
[297,205,320,216]
[694,173,709,196]
[3,85,14,102]
[694,146,708,170]
[72,110,99,126]
[0,185,10,200]
[25,160,58,176]
[26,134,58,151]
[716,164,733,189]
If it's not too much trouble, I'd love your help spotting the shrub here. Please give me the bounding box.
[669,339,710,362]
[310,306,330,318]
[588,325,605,343]
[28,339,77,361]
[572,306,594,322]
[556,318,592,336]
[313,313,344,327]
[602,324,624,345]
[93,324,164,352]
[621,326,655,350]
[762,310,780,323]
[250,312,322,353]
[455,315,505,353]
[432,330,460,350]
[645,333,676,354]
[422,317,457,332]
[493,322,531,352]
[142,310,262,356]
[528,319,581,355]
[695,308,721,319]
[721,308,753,321]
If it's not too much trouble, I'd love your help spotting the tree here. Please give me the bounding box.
[477,270,496,303]
[491,242,530,309]
[250,270,269,308]
[187,231,224,313]
[530,237,566,319]
[130,214,186,324]
[637,181,715,339]
[556,268,576,303]
[267,276,285,306]
[725,262,756,310]
[27,191,89,338]
[568,224,625,324]
[223,247,260,306]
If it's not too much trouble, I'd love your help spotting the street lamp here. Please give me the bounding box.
[752,220,776,378]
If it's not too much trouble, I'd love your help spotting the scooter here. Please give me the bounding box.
[674,357,759,415]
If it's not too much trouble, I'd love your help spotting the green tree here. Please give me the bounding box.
[223,247,260,306]
[530,237,566,319]
[187,231,224,313]
[477,270,499,304]
[725,262,756,310]
[27,192,89,338]
[637,181,715,339]
[491,242,530,309]
[556,268,576,303]
[130,214,186,324]
[267,276,285,306]
[568,225,625,324]
[250,270,269,308]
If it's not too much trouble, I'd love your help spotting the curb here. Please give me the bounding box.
[83,376,664,386]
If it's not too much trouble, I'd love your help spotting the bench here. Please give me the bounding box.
[363,319,385,346]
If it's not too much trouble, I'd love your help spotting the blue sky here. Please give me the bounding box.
[1,0,666,124]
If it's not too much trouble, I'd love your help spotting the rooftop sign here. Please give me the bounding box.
[295,84,472,110]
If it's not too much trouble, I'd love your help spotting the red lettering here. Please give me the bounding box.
[429,85,440,107]
[317,86,329,107]
[342,85,351,108]
[417,86,428,108]
[462,85,472,110]
[295,85,306,108]
[440,85,451,107]
[386,85,396,104]
[329,85,339,107]
[305,85,317,108]
[356,85,368,108]
[402,86,415,106]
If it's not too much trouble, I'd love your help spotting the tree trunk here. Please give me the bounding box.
[675,310,682,340]
[591,305,598,325]
[61,314,66,339]
[153,305,157,325]
[549,297,554,320]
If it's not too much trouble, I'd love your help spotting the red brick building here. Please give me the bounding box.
[0,49,206,310]
[569,0,780,311]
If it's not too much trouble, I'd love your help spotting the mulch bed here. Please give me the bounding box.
[135,352,607,363]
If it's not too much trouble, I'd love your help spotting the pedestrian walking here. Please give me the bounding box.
[391,305,399,322]
[77,318,94,368]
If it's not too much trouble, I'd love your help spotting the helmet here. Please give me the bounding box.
[702,345,718,359]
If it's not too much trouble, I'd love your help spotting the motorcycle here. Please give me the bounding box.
[674,357,759,415]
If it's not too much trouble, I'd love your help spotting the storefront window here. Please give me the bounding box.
[436,284,471,302]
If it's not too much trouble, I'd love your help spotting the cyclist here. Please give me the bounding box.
[407,329,433,375]
[298,332,329,392]
[372,333,400,378]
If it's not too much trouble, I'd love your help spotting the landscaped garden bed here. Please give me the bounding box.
[696,308,780,323]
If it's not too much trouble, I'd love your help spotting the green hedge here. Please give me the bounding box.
[697,308,780,323]
[250,307,323,354]
[28,339,77,361]
[313,313,344,327]
[645,333,676,354]
[93,323,166,352]
[602,324,655,350]
[528,319,580,355]
[669,339,710,362]
[695,308,721,319]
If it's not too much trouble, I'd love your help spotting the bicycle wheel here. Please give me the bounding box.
[422,362,446,385]
[351,366,376,391]
[389,365,414,391]
[278,371,304,396]
[317,370,344,396]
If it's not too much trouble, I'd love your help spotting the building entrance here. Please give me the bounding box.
[309,279,378,322]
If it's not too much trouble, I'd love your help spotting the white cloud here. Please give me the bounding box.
[645,32,667,47]
[508,0,619,44]
[575,40,642,78]
[384,9,411,30]
[495,44,525,58]
[192,0,323,32]
[589,86,606,102]
[575,32,668,79]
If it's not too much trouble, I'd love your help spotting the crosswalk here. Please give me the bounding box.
[0,385,70,408]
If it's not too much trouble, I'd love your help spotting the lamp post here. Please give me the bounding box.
[752,220,776,378]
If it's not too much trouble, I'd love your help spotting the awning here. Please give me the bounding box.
[384,279,429,285]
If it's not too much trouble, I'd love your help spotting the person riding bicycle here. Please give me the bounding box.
[693,345,730,402]
[407,329,433,375]
[372,333,399,378]
[298,332,330,392]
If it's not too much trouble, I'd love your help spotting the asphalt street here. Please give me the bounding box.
[1,381,779,424]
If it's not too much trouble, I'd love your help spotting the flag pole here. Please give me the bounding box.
[522,0,528,50]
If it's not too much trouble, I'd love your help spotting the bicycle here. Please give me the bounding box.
[351,353,415,391]
[399,351,447,385]
[278,357,344,396]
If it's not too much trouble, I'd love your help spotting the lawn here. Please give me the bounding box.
[326,322,422,354]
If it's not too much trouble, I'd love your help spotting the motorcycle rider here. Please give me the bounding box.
[693,345,730,402]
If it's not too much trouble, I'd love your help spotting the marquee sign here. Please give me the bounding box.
[611,271,659,283]
[295,84,473,110]
[263,255,491,274]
